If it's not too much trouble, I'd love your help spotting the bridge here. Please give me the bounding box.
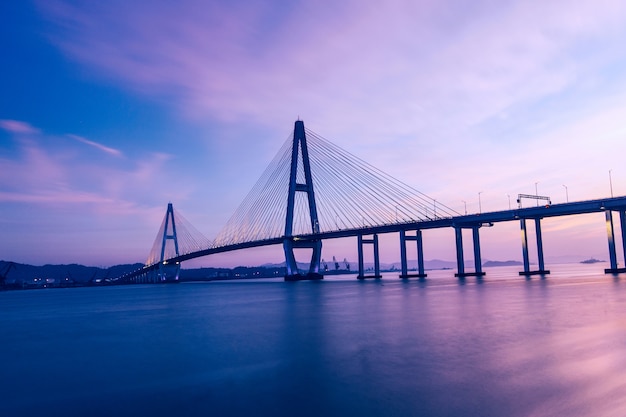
[117,120,626,283]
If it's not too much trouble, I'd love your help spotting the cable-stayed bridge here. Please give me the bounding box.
[118,120,626,283]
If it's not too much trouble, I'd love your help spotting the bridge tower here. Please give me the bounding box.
[284,120,323,281]
[155,202,181,282]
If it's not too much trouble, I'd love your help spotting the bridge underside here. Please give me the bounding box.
[283,238,323,281]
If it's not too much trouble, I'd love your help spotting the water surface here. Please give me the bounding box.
[2,264,625,416]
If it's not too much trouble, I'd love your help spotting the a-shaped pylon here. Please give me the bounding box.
[156,202,181,282]
[283,120,323,281]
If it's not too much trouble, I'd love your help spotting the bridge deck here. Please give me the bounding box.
[120,196,626,281]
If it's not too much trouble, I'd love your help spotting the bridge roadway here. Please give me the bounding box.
[120,196,626,281]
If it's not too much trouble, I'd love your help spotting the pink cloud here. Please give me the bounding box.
[0,119,41,135]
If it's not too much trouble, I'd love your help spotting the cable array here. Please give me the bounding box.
[212,135,293,247]
[213,127,459,247]
[306,129,459,230]
[145,207,213,266]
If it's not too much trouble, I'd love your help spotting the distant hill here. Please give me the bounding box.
[1,257,533,289]
[0,260,143,286]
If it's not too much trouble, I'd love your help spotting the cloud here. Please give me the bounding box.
[0,124,176,209]
[35,1,626,206]
[0,119,41,135]
[37,0,626,131]
[0,189,115,204]
[19,0,626,265]
[0,121,191,264]
[67,134,123,157]
[36,0,626,171]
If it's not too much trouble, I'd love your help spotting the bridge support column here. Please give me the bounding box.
[399,230,427,279]
[520,219,530,273]
[358,234,381,279]
[454,226,485,278]
[618,210,626,273]
[472,226,483,276]
[604,210,626,274]
[519,217,550,276]
[454,227,464,277]
[536,218,547,272]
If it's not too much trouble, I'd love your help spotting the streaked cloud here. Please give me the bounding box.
[67,134,123,157]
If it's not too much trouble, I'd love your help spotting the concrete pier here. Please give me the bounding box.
[399,230,427,279]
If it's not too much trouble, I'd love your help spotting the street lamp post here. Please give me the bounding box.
[609,169,614,197]
[478,192,483,214]
[562,184,568,203]
[535,182,539,206]
[462,200,467,215]
[506,194,511,210]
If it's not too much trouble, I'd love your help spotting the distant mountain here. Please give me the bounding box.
[423,259,457,270]
[1,257,544,288]
[482,260,523,267]
[394,259,456,270]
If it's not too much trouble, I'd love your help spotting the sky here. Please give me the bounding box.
[2,0,626,268]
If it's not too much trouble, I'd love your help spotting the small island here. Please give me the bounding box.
[580,258,603,264]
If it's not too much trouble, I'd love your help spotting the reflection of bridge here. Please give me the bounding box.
[118,120,626,282]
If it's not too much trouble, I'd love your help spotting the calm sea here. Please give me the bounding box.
[1,264,626,417]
